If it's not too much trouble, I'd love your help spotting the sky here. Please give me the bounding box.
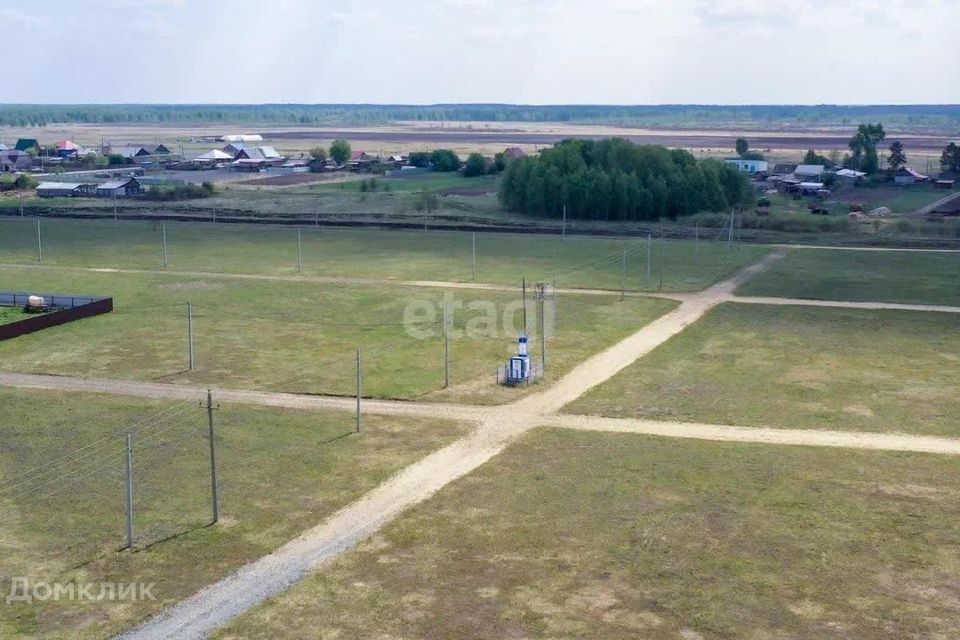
[4,0,959,105]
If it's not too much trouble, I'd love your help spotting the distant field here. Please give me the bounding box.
[311,173,497,193]
[214,428,960,640]
[0,266,676,403]
[0,218,766,292]
[567,303,960,436]
[738,247,960,305]
[0,388,466,640]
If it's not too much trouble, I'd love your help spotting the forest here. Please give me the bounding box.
[498,138,752,221]
[1,104,958,128]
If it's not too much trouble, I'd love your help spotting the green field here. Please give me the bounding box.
[0,306,29,325]
[310,173,497,193]
[0,388,466,640]
[567,303,960,436]
[214,428,960,639]
[738,247,960,305]
[0,218,766,292]
[0,267,676,402]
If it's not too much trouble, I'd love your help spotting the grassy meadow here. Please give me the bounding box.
[213,428,960,639]
[738,247,960,306]
[0,387,467,640]
[567,303,960,436]
[0,218,766,292]
[0,266,676,403]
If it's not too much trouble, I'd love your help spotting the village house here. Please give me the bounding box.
[96,177,142,198]
[36,182,95,197]
[0,150,32,172]
[894,167,929,185]
[14,138,40,154]
[724,158,768,174]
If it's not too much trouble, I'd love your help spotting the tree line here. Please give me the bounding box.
[2,104,960,128]
[498,138,751,221]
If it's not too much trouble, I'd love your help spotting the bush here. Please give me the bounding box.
[463,153,487,177]
[144,182,216,201]
[408,152,431,168]
[429,149,460,172]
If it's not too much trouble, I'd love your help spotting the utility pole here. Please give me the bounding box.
[695,220,700,259]
[443,300,450,388]
[187,302,195,371]
[535,282,546,371]
[36,218,42,263]
[114,203,118,223]
[355,348,362,433]
[621,246,626,301]
[471,232,477,281]
[727,210,734,249]
[161,223,168,268]
[296,227,302,273]
[125,433,134,550]
[659,237,664,291]
[521,277,527,334]
[19,192,23,219]
[552,275,558,337]
[562,204,567,240]
[205,390,219,524]
[646,233,652,284]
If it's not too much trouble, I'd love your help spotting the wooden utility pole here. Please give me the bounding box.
[205,390,219,524]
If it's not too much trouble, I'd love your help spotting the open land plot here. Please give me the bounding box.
[567,303,960,437]
[213,428,960,640]
[0,387,467,640]
[0,267,676,403]
[0,218,767,292]
[738,247,960,306]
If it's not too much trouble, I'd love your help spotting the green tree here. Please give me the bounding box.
[408,151,431,167]
[463,153,487,177]
[887,141,907,172]
[847,123,886,174]
[309,146,327,161]
[497,138,750,222]
[735,138,749,156]
[429,149,460,172]
[329,139,351,165]
[940,142,960,174]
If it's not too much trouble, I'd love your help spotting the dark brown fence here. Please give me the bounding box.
[0,293,113,341]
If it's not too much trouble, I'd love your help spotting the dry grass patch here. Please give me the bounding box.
[214,428,960,639]
[567,303,960,436]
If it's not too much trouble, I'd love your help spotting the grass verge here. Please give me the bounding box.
[566,303,960,436]
[738,247,960,306]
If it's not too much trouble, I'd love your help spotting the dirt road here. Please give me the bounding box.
[0,372,487,422]
[553,415,960,455]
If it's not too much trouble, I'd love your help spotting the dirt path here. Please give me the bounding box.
[732,295,960,314]
[0,372,487,422]
[552,415,960,455]
[773,244,960,253]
